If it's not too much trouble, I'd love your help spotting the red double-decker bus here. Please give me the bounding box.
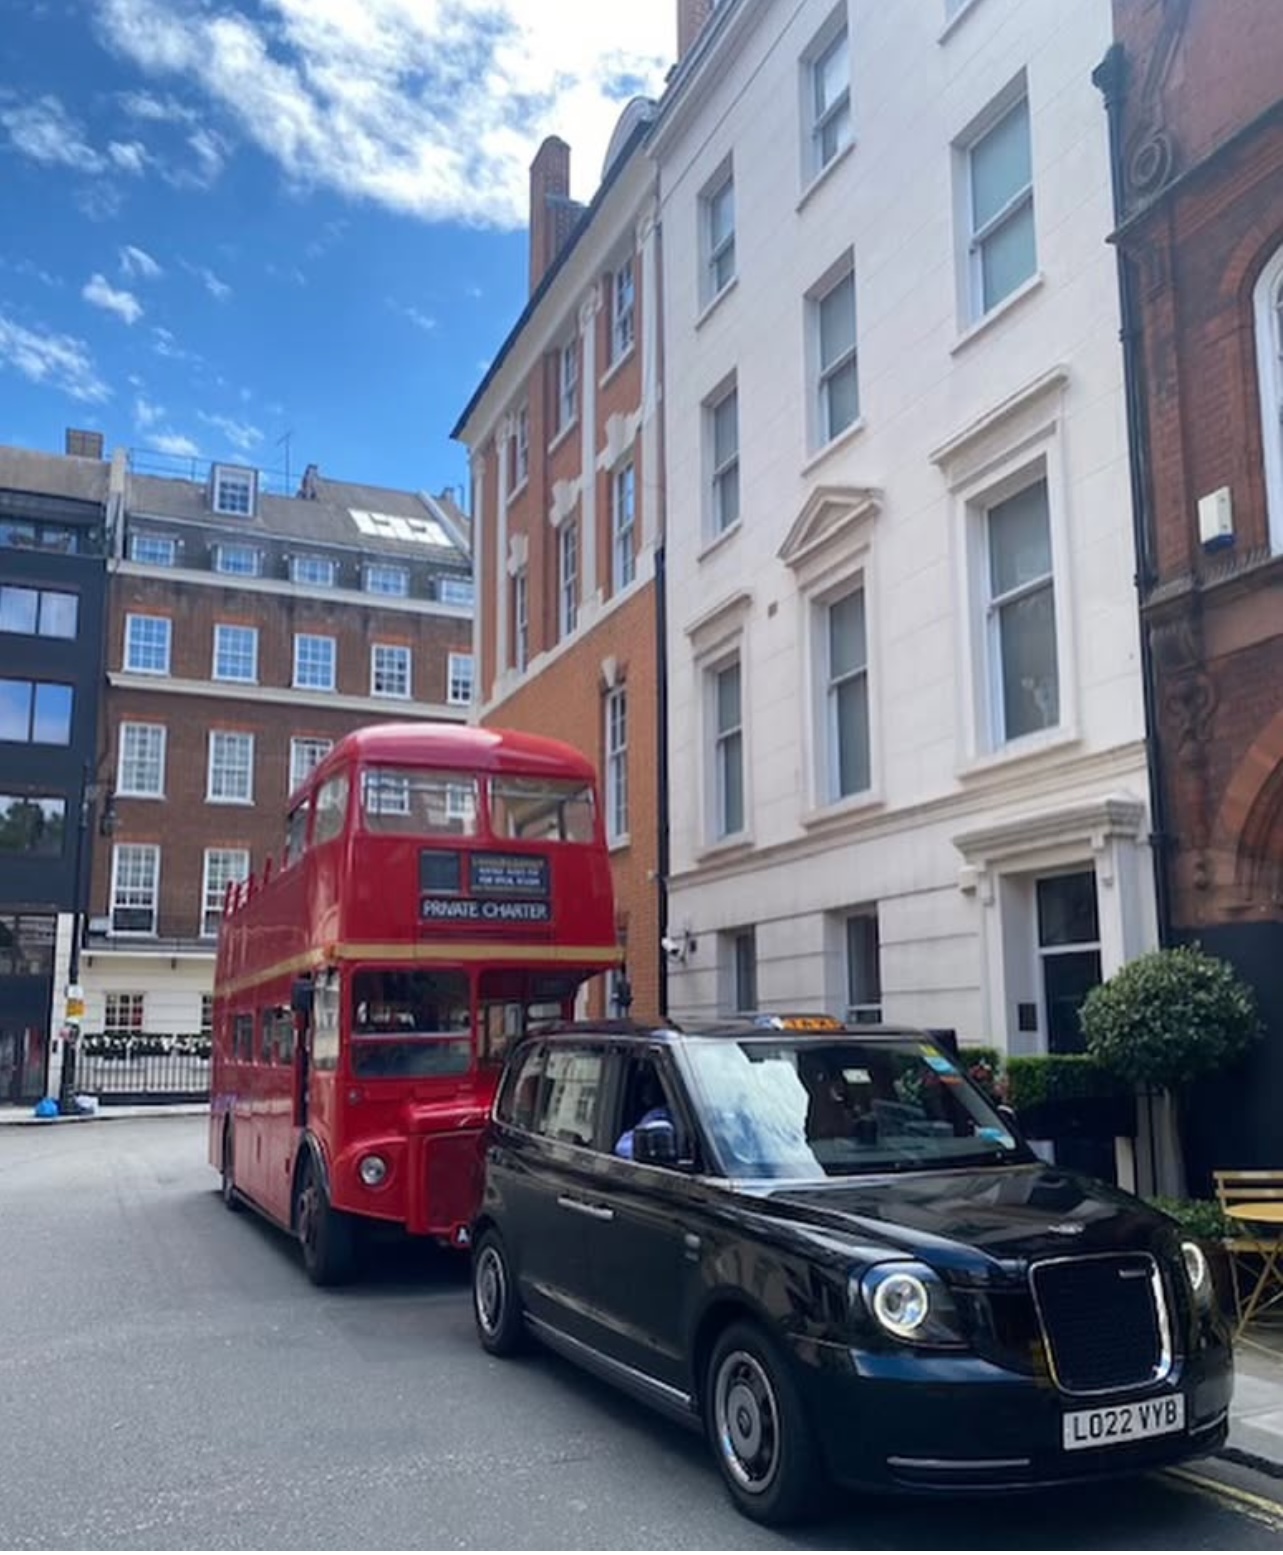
[208,722,620,1284]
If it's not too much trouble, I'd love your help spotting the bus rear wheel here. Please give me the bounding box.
[295,1159,355,1287]
[220,1123,241,1212]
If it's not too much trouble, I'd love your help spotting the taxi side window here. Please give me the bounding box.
[497,1043,546,1132]
[536,1047,605,1148]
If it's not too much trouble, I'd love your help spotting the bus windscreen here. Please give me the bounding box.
[350,969,471,1078]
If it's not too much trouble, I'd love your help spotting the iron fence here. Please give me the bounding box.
[74,1032,211,1105]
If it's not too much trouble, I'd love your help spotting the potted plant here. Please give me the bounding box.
[1079,945,1261,1197]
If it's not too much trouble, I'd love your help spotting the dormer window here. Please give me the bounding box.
[439,576,475,607]
[290,554,337,587]
[213,542,261,577]
[129,533,177,566]
[364,563,409,598]
[212,465,257,518]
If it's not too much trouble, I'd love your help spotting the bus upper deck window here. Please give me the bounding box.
[314,773,349,845]
[489,777,595,843]
[361,769,479,837]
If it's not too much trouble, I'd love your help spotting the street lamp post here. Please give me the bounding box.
[58,765,110,1114]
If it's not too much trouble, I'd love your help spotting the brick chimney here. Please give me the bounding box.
[529,136,572,294]
[677,0,717,60]
[65,427,104,459]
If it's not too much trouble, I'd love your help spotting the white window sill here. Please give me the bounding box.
[506,476,530,506]
[695,277,738,331]
[547,418,579,457]
[797,140,855,214]
[695,832,754,865]
[939,0,985,43]
[371,692,413,701]
[951,271,1044,357]
[125,665,171,677]
[698,519,743,563]
[600,343,636,391]
[801,416,866,478]
[293,683,336,694]
[213,677,259,686]
[799,790,883,830]
[116,791,165,801]
[608,833,631,854]
[956,723,1080,781]
[205,796,255,806]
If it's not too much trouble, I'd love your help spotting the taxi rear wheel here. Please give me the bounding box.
[472,1229,525,1356]
[704,1321,826,1526]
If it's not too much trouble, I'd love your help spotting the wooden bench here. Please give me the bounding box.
[1213,1170,1283,1337]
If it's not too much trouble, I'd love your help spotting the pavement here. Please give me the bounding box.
[3,1099,1283,1496]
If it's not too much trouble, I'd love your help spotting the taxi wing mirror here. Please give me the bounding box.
[633,1119,679,1168]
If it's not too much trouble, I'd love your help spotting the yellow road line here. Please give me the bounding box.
[1161,1465,1283,1527]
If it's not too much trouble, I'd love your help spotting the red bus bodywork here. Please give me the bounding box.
[208,723,620,1280]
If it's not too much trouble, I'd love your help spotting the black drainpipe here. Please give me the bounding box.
[655,541,671,1018]
[1093,42,1174,948]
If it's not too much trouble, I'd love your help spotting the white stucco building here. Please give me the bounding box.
[653,0,1157,1057]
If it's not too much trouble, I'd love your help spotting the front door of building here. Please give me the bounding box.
[0,915,58,1104]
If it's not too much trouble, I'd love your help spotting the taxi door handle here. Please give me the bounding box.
[557,1195,615,1222]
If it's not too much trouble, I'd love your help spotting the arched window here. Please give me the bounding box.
[1253,244,1283,555]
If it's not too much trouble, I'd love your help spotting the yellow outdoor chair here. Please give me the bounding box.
[1213,1169,1283,1338]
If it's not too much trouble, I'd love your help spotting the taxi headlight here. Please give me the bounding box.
[358,1154,388,1188]
[857,1262,967,1348]
[1181,1239,1211,1303]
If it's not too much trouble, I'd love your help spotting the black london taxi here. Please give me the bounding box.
[469,1019,1232,1525]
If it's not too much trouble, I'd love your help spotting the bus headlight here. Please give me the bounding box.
[358,1154,388,1188]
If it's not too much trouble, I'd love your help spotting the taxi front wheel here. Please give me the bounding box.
[473,1229,526,1356]
[704,1321,827,1526]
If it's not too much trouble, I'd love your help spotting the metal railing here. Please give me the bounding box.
[75,1033,211,1105]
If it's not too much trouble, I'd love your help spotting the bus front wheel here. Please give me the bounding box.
[295,1158,355,1287]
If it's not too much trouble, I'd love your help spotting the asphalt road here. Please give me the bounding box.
[1,1117,1281,1551]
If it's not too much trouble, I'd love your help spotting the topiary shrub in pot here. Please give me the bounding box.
[1079,945,1261,1197]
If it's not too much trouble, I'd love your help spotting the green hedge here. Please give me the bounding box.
[1005,1053,1129,1111]
[1146,1197,1237,1240]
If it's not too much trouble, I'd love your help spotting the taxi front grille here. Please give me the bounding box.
[1030,1254,1169,1395]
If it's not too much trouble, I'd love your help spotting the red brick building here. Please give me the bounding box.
[80,458,473,1036]
[1101,0,1283,1172]
[453,104,665,1021]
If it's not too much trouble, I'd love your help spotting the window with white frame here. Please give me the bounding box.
[823,585,870,799]
[511,405,530,490]
[611,259,635,362]
[212,466,255,517]
[702,165,736,305]
[806,18,851,179]
[1036,870,1101,1054]
[208,730,255,803]
[513,571,529,673]
[124,613,171,675]
[559,519,579,639]
[213,542,260,577]
[711,657,745,839]
[559,341,579,432]
[201,848,250,937]
[812,258,859,446]
[707,382,740,537]
[364,562,409,598]
[290,554,336,587]
[964,90,1036,318]
[613,463,636,592]
[371,643,411,698]
[440,576,474,607]
[605,687,628,843]
[720,927,757,1014]
[110,843,159,934]
[845,911,882,1023]
[290,736,332,792]
[201,993,214,1033]
[448,652,474,706]
[1253,244,1283,555]
[115,724,164,796]
[129,533,176,566]
[212,623,258,683]
[293,633,336,690]
[985,476,1058,743]
[104,991,146,1031]
[117,722,166,798]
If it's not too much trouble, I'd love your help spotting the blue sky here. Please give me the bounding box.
[0,0,671,499]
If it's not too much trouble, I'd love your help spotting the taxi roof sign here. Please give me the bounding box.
[750,1012,844,1031]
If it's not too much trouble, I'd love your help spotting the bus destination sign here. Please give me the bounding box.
[420,852,552,924]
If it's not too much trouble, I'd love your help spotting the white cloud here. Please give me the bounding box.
[118,89,198,125]
[134,395,164,428]
[91,0,671,227]
[0,314,110,402]
[83,273,144,325]
[390,300,436,333]
[107,139,150,174]
[0,94,103,171]
[120,244,163,280]
[147,430,201,458]
[183,261,232,301]
[198,411,262,453]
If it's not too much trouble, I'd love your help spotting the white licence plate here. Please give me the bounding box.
[1062,1394,1185,1452]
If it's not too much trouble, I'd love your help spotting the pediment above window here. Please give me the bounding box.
[777,484,882,571]
[684,586,753,660]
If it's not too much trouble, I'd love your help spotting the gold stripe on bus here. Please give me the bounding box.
[213,940,623,1001]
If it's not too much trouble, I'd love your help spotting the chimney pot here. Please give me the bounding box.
[529,136,572,295]
[677,0,717,61]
